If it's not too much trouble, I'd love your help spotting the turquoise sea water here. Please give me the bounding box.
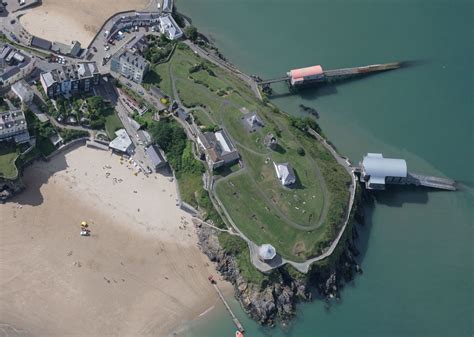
[176,1,473,336]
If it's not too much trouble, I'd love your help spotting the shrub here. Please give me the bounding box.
[184,26,198,41]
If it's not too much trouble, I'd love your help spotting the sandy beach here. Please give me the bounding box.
[0,145,229,337]
[20,0,150,45]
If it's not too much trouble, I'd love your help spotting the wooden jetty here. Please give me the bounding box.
[258,61,401,88]
[209,276,245,333]
[324,62,401,80]
[406,173,456,191]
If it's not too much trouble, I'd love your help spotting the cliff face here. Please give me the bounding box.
[196,218,363,326]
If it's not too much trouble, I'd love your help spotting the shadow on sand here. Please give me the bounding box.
[9,143,85,207]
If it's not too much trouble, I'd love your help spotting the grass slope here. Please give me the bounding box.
[105,112,124,140]
[0,146,19,179]
[151,44,351,261]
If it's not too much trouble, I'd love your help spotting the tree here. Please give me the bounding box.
[184,26,198,41]
[289,116,321,134]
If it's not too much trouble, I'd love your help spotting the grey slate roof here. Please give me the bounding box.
[31,36,52,50]
[145,145,166,168]
[119,51,147,70]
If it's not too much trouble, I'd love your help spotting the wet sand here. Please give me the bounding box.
[0,146,229,337]
[20,0,149,45]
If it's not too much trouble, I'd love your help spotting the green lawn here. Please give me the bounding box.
[191,108,215,127]
[105,112,124,140]
[150,63,173,98]
[0,146,19,180]
[153,44,352,261]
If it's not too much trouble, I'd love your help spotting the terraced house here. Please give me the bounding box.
[40,62,100,98]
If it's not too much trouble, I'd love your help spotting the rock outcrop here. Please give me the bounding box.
[196,222,362,327]
[0,178,24,202]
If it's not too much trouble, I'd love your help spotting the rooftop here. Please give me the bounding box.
[203,129,236,156]
[243,112,264,132]
[0,109,28,139]
[118,51,148,70]
[258,244,276,260]
[1,44,33,83]
[289,65,324,80]
[40,62,99,86]
[362,153,407,179]
[274,162,296,186]
[51,40,81,57]
[145,145,166,168]
[30,36,52,50]
[109,129,132,153]
[158,14,183,40]
[11,80,33,101]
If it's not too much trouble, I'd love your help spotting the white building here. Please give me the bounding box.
[110,51,149,83]
[158,14,183,40]
[360,153,407,190]
[11,80,34,105]
[258,244,276,261]
[274,162,296,186]
[109,129,133,154]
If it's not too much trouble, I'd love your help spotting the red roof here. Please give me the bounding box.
[289,65,323,80]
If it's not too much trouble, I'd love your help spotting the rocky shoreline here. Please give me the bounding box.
[196,194,367,327]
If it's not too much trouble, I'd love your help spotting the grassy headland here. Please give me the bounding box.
[147,43,351,262]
